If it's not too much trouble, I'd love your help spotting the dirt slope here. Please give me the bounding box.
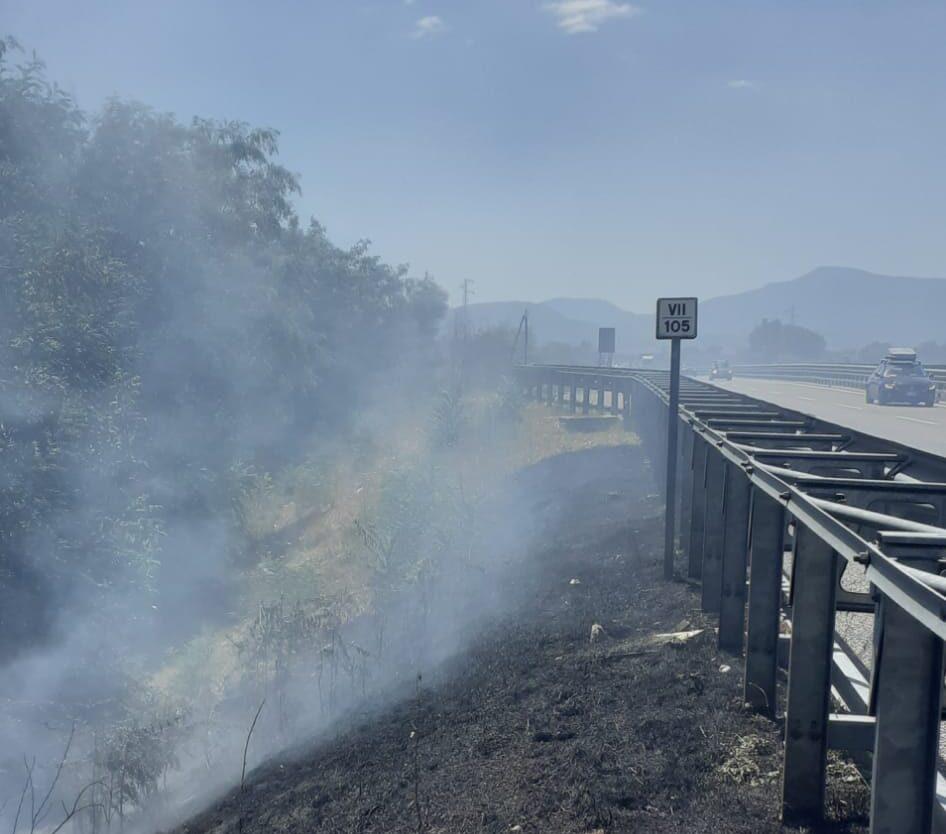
[171,445,868,834]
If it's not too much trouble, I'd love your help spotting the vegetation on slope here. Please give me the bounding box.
[0,34,463,831]
[0,34,445,661]
[0,33,636,832]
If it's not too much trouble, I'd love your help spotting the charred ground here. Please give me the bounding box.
[171,443,868,834]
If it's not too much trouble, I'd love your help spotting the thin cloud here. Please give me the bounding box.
[411,15,447,39]
[544,0,640,34]
[727,79,759,90]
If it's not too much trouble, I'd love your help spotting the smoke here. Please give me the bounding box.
[0,35,568,834]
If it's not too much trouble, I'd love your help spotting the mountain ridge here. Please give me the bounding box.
[451,266,946,351]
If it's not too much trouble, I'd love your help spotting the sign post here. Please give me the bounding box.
[656,297,698,580]
[598,327,616,367]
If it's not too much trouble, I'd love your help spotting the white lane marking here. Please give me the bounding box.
[797,396,815,401]
[836,404,863,411]
[737,379,863,397]
[895,415,939,426]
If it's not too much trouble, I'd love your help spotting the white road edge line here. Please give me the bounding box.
[895,415,939,426]
[727,377,946,409]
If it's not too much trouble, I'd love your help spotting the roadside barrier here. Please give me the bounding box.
[729,363,946,401]
[517,363,946,833]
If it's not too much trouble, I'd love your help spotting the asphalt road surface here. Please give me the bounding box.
[707,377,946,458]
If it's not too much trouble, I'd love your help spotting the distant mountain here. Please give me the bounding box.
[448,301,600,347]
[453,267,946,353]
[542,298,637,327]
[448,299,651,354]
[700,266,946,348]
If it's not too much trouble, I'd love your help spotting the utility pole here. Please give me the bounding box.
[458,279,474,345]
[523,309,528,364]
[512,309,529,364]
[456,279,475,383]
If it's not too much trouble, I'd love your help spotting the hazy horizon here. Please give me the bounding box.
[451,263,946,313]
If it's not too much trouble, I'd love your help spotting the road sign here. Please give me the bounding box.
[657,296,699,579]
[598,327,615,354]
[656,297,698,340]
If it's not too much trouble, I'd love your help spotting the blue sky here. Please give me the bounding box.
[4,1,946,310]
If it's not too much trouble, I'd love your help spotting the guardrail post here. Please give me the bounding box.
[869,557,944,834]
[679,425,695,558]
[701,446,726,613]
[719,462,751,652]
[569,382,577,412]
[782,524,838,824]
[582,381,590,414]
[688,432,708,579]
[659,398,668,477]
[610,385,619,415]
[743,488,785,716]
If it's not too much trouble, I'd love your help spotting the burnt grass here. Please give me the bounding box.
[172,444,869,834]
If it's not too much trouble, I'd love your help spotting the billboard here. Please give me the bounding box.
[598,327,616,354]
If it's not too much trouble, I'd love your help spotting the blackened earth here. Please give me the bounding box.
[171,445,868,834]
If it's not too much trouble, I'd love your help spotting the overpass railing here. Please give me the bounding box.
[731,362,946,400]
[516,363,946,833]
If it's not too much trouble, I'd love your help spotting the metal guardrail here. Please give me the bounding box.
[730,362,946,400]
[516,363,946,833]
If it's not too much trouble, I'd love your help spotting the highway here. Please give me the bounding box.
[708,377,946,458]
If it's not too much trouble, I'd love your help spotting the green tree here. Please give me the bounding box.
[747,318,826,362]
[0,36,448,666]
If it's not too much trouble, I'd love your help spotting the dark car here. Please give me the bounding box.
[865,349,937,406]
[710,360,733,381]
